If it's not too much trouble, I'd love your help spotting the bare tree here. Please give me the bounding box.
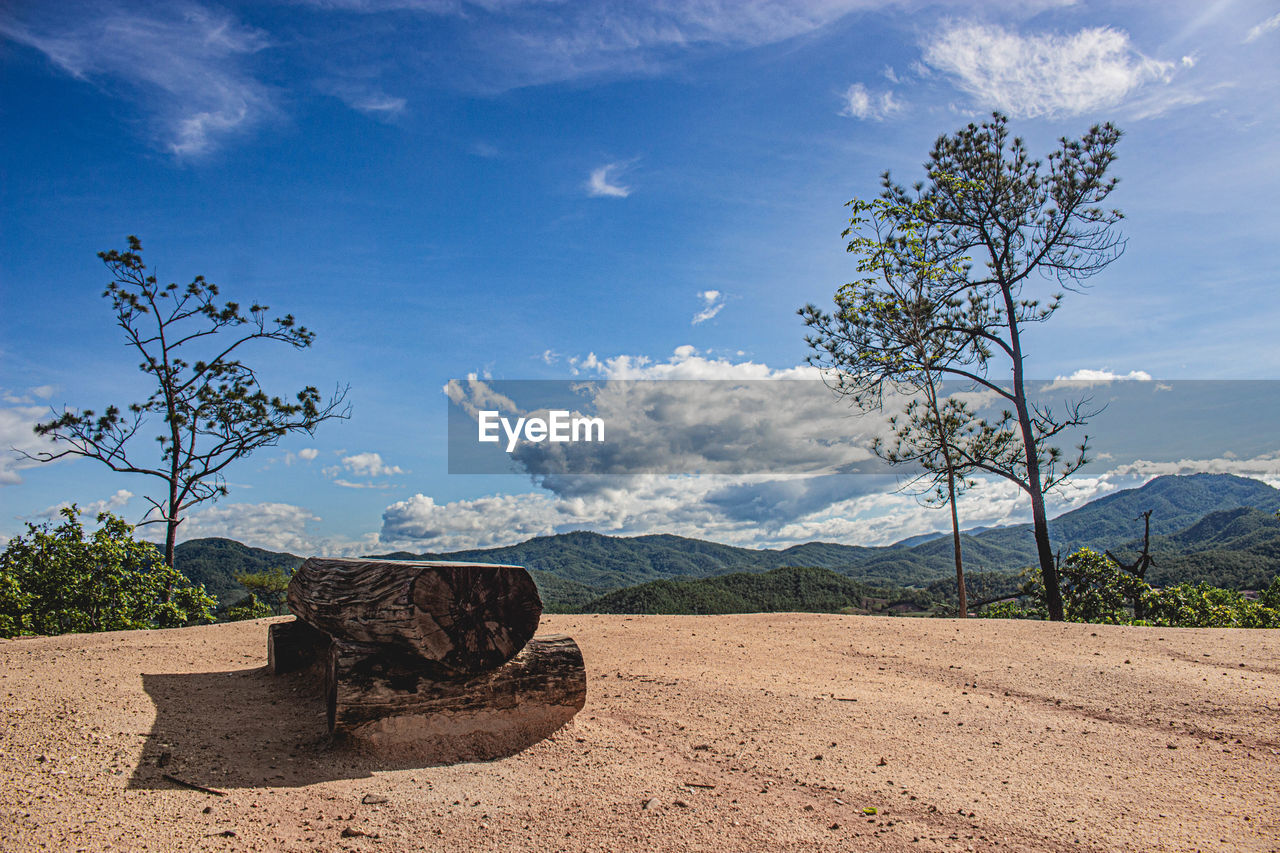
[26,237,349,567]
[1106,510,1155,620]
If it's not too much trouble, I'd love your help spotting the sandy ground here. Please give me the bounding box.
[2,613,1278,853]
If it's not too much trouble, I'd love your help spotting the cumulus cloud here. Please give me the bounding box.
[923,23,1175,118]
[284,447,320,466]
[692,290,726,325]
[1244,12,1280,43]
[0,2,274,156]
[340,451,405,478]
[840,82,902,120]
[432,347,1280,551]
[587,162,631,198]
[1042,368,1154,391]
[140,501,324,555]
[35,489,135,520]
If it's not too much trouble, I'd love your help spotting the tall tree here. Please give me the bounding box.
[26,237,349,568]
[802,193,980,616]
[803,112,1126,617]
[882,113,1124,621]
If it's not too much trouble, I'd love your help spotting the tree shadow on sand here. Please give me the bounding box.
[128,664,574,791]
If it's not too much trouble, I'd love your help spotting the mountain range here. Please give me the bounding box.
[175,473,1280,609]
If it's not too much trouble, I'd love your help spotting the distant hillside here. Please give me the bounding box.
[176,474,1280,608]
[1124,506,1280,590]
[174,538,303,605]
[577,565,937,616]
[374,531,880,591]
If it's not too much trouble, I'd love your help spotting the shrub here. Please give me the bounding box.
[0,507,215,637]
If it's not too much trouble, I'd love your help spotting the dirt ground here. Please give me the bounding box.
[2,613,1277,852]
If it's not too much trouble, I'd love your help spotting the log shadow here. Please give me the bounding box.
[128,664,576,791]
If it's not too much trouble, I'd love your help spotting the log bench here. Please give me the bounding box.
[269,557,586,760]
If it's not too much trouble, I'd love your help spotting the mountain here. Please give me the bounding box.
[374,531,879,592]
[173,538,304,605]
[577,566,937,616]
[1124,506,1280,591]
[175,474,1280,609]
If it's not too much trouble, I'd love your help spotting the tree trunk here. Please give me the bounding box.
[947,468,966,617]
[325,634,587,760]
[287,558,542,677]
[267,617,331,675]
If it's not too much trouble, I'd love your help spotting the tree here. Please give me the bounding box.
[801,192,982,617]
[880,113,1125,620]
[0,507,215,637]
[227,565,292,619]
[26,237,349,568]
[1105,510,1155,619]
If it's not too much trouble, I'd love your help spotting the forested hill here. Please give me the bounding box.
[177,473,1280,608]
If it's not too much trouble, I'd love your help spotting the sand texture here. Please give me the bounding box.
[2,613,1278,852]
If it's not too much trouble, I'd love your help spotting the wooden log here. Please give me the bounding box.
[267,617,331,675]
[325,634,587,762]
[287,558,542,677]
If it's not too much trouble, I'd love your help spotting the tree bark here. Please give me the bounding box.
[947,468,966,617]
[287,558,542,677]
[325,634,587,759]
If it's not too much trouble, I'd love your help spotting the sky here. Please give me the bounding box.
[2,0,1279,557]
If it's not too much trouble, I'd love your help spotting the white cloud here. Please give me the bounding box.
[333,478,397,490]
[923,23,1175,118]
[1244,12,1280,43]
[319,80,408,118]
[2,385,56,405]
[692,290,726,324]
[297,1,879,89]
[839,82,902,120]
[0,2,273,156]
[284,447,320,466]
[0,404,60,486]
[587,162,631,198]
[1042,367,1153,391]
[153,501,320,554]
[339,451,405,477]
[35,489,135,521]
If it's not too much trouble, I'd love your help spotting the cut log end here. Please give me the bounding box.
[287,558,543,676]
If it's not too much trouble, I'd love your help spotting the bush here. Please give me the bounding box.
[1141,582,1280,629]
[989,547,1280,629]
[0,507,215,637]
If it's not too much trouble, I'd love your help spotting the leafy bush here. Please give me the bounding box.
[983,547,1280,629]
[0,507,215,637]
[1141,581,1280,629]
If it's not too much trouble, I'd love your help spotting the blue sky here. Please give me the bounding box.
[2,0,1279,555]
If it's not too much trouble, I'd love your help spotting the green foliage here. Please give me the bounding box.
[222,593,274,622]
[0,508,215,638]
[988,546,1280,628]
[232,565,291,616]
[175,538,304,606]
[1140,582,1280,629]
[577,566,941,616]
